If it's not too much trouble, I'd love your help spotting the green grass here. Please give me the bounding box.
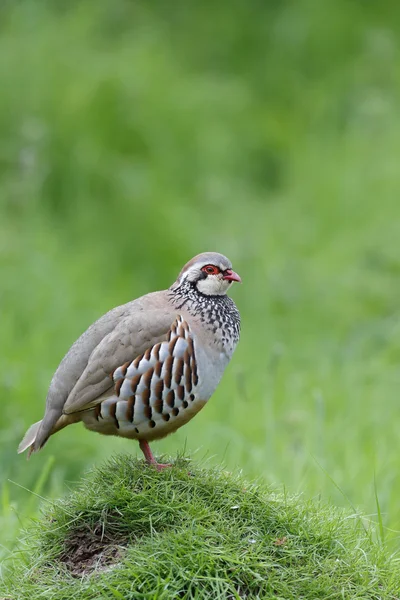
[2,0,400,573]
[1,455,399,599]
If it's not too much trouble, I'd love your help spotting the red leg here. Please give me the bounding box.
[139,440,172,471]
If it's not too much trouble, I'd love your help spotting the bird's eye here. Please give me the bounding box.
[202,265,220,275]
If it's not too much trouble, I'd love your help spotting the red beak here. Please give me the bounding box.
[223,269,241,283]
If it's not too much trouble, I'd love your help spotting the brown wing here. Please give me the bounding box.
[62,308,178,415]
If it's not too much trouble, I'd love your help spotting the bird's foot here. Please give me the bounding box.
[139,440,172,471]
[153,462,173,471]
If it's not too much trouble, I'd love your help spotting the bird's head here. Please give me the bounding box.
[174,252,241,296]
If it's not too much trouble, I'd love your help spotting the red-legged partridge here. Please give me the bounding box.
[18,252,241,469]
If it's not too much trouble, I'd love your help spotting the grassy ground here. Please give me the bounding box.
[2,0,400,567]
[1,455,399,599]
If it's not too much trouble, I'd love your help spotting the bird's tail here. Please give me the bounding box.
[17,420,42,457]
[18,414,77,457]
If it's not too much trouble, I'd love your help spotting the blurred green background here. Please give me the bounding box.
[2,0,400,558]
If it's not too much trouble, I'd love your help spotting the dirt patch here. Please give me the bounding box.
[59,522,127,577]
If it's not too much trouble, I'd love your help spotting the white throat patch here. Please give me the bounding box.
[196,276,231,296]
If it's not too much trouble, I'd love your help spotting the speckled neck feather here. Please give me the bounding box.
[168,280,240,353]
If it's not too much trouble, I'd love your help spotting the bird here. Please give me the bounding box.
[18,252,241,470]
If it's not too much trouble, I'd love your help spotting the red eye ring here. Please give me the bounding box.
[201,264,220,275]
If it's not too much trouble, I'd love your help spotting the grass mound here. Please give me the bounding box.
[1,455,398,599]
